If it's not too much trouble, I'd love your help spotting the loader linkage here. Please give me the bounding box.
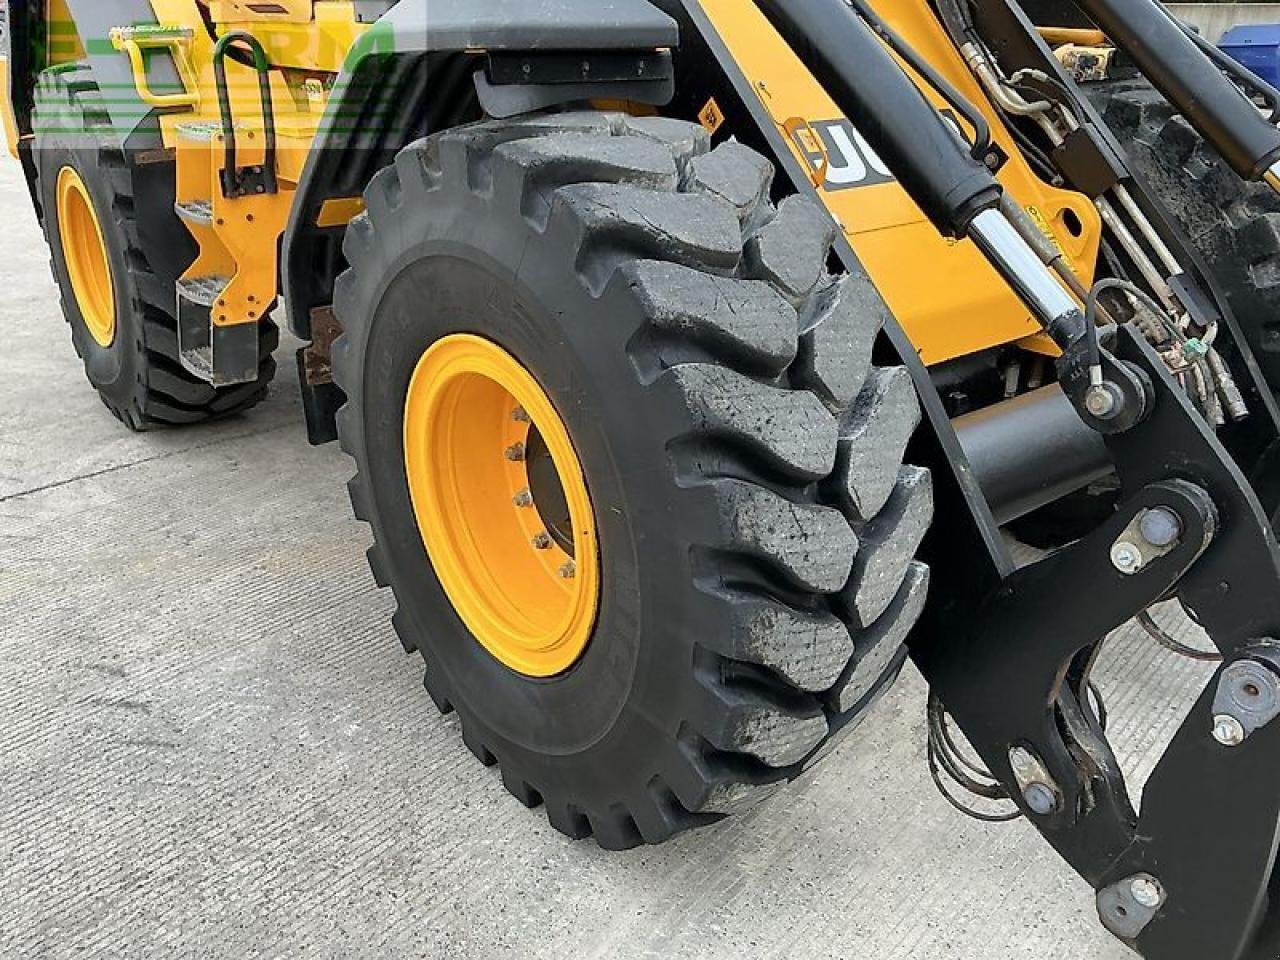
[911,325,1280,960]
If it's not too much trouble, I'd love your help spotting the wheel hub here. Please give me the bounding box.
[402,334,599,677]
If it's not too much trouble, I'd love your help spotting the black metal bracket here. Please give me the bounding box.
[473,49,676,120]
[212,31,279,200]
[485,49,673,87]
[912,325,1280,959]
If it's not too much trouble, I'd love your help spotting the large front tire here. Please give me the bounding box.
[333,112,932,848]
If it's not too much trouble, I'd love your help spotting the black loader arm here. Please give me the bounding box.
[744,1,1280,957]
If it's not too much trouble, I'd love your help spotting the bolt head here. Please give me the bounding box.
[558,561,576,580]
[531,532,552,550]
[1110,541,1143,574]
[1139,508,1183,549]
[512,488,534,508]
[1213,714,1246,747]
[1085,384,1118,418]
[511,406,531,423]
[1129,875,1164,909]
[1022,782,1059,816]
[504,443,526,462]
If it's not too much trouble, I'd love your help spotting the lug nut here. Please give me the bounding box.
[531,532,552,550]
[505,442,526,462]
[513,488,534,508]
[1213,714,1246,747]
[512,406,531,423]
[1008,746,1036,777]
[558,561,576,580]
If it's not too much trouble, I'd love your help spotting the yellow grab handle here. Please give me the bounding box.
[109,25,200,109]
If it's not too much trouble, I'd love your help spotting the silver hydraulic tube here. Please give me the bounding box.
[968,207,1083,330]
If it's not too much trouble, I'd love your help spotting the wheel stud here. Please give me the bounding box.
[513,488,534,507]
[531,531,552,550]
[505,442,526,462]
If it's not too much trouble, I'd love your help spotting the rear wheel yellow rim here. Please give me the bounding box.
[56,166,116,348]
[403,334,600,677]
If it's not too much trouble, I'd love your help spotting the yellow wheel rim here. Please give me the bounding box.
[403,334,600,677]
[56,166,116,348]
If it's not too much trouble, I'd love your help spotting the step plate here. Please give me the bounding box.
[177,284,259,387]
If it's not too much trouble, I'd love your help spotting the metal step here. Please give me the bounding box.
[174,120,223,143]
[180,345,215,381]
[175,282,259,388]
[174,200,213,226]
[177,275,230,308]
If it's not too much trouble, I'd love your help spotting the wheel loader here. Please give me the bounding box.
[4,0,1280,955]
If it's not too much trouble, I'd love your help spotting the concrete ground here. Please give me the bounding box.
[0,157,1220,960]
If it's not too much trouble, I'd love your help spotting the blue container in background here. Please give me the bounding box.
[1219,23,1280,89]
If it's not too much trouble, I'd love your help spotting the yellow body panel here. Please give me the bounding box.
[213,4,367,72]
[47,0,86,66]
[697,0,1099,364]
[316,196,366,228]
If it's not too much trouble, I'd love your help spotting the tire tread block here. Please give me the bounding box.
[558,182,744,281]
[624,260,798,374]
[835,368,924,522]
[796,273,888,412]
[712,479,858,594]
[840,467,933,628]
[830,562,929,713]
[722,598,855,693]
[744,195,837,301]
[687,142,775,220]
[667,363,838,480]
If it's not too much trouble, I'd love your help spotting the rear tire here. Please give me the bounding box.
[1087,77,1280,398]
[333,112,932,848]
[32,64,277,430]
